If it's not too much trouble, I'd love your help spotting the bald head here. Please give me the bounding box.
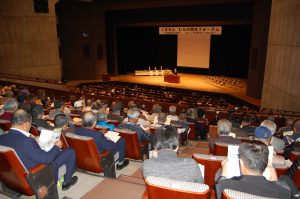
[11,109,32,125]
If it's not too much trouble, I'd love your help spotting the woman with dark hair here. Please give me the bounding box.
[142,125,203,183]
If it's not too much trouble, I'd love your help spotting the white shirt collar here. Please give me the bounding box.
[10,127,31,137]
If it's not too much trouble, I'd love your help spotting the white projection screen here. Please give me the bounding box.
[177,34,211,68]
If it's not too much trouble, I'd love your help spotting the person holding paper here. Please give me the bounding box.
[142,125,203,183]
[75,111,129,170]
[215,142,291,199]
[0,109,78,191]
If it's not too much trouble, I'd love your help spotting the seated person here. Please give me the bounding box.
[149,112,167,128]
[147,104,162,123]
[215,142,291,199]
[166,105,178,121]
[96,108,116,131]
[172,112,189,133]
[142,125,203,183]
[31,104,54,130]
[254,126,290,166]
[119,108,152,143]
[75,111,129,170]
[0,109,78,190]
[107,102,123,124]
[209,119,241,154]
[186,107,206,140]
[231,118,254,138]
[0,98,18,120]
[261,119,285,152]
[49,99,71,121]
[284,120,300,145]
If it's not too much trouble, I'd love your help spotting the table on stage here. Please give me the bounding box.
[164,75,180,84]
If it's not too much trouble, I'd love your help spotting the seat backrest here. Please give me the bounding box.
[0,145,34,196]
[214,142,229,156]
[29,126,40,137]
[209,125,218,139]
[0,120,11,131]
[192,153,226,189]
[65,133,102,173]
[114,128,142,160]
[222,189,277,199]
[145,176,210,199]
[187,122,196,140]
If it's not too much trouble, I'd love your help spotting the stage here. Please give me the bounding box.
[109,73,261,107]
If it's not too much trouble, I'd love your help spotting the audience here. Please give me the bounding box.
[31,104,54,130]
[284,120,300,145]
[0,109,78,190]
[215,142,291,199]
[166,105,178,121]
[0,98,18,120]
[142,125,203,183]
[260,119,285,152]
[119,108,152,143]
[209,119,241,153]
[75,111,129,170]
[96,108,116,131]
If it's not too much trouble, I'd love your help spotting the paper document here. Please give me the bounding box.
[105,131,121,143]
[38,129,61,152]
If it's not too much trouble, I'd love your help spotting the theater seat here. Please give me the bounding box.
[214,142,231,156]
[65,133,116,178]
[192,153,226,189]
[0,120,11,131]
[187,122,196,140]
[222,189,276,199]
[114,128,148,160]
[143,176,210,199]
[209,125,218,139]
[0,145,58,199]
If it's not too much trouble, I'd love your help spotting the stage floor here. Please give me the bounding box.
[110,73,261,106]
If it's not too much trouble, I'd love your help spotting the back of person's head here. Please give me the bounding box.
[186,108,198,119]
[254,126,272,143]
[3,98,18,112]
[286,118,294,127]
[197,108,205,118]
[157,112,167,124]
[17,94,27,103]
[111,102,122,113]
[85,99,93,107]
[127,100,135,108]
[241,118,250,126]
[153,125,179,151]
[54,99,65,110]
[178,112,186,121]
[82,111,96,128]
[91,102,100,111]
[217,119,232,135]
[127,108,140,119]
[293,120,300,134]
[169,105,176,114]
[54,114,68,128]
[97,108,108,122]
[11,109,32,125]
[238,142,269,174]
[30,104,44,120]
[152,104,162,113]
[260,120,276,135]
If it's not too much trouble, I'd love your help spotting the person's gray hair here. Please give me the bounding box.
[97,108,107,122]
[169,105,176,113]
[260,120,276,135]
[152,104,162,113]
[186,108,198,119]
[153,125,179,151]
[82,111,97,127]
[217,119,232,135]
[238,142,269,174]
[157,112,167,124]
[3,98,18,111]
[127,108,140,119]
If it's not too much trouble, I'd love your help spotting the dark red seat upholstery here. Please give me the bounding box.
[0,120,11,131]
[114,128,148,160]
[0,145,58,198]
[65,133,116,177]
[192,154,225,189]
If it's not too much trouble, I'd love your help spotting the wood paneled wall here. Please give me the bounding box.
[261,0,300,112]
[0,0,61,81]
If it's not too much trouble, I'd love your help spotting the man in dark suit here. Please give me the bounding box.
[75,111,129,170]
[0,109,78,191]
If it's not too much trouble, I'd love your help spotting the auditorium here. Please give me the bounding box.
[0,0,299,198]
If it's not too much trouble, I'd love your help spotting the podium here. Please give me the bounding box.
[164,75,180,84]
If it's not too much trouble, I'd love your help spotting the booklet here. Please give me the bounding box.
[38,129,61,152]
[104,131,121,143]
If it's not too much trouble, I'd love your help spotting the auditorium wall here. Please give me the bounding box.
[261,0,300,112]
[0,0,61,81]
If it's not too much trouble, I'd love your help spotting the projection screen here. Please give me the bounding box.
[177,34,211,68]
